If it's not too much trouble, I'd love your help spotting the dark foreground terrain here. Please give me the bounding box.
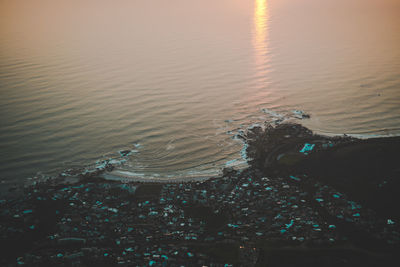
[1,123,399,266]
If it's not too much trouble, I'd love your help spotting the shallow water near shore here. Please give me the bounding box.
[1,0,400,184]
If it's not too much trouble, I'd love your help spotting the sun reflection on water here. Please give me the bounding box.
[243,0,271,107]
[253,0,269,70]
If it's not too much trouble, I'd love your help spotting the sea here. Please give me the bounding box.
[1,0,399,185]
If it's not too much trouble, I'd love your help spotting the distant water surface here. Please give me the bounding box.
[1,0,399,184]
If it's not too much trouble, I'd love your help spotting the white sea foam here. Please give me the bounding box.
[261,108,284,118]
[101,169,215,183]
[225,159,238,167]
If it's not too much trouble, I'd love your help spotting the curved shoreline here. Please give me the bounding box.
[100,171,215,184]
[1,122,400,266]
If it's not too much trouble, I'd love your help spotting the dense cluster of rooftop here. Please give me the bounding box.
[1,164,398,266]
[1,123,399,266]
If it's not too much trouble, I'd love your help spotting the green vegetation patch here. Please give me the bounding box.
[277,153,304,166]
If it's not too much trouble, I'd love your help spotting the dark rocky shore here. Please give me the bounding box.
[1,123,399,266]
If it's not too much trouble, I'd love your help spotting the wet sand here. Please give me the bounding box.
[101,171,213,184]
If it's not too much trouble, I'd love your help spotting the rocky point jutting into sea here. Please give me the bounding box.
[1,123,399,266]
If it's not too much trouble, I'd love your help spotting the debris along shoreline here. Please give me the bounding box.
[1,123,400,266]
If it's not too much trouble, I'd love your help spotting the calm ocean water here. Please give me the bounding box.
[1,0,399,184]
